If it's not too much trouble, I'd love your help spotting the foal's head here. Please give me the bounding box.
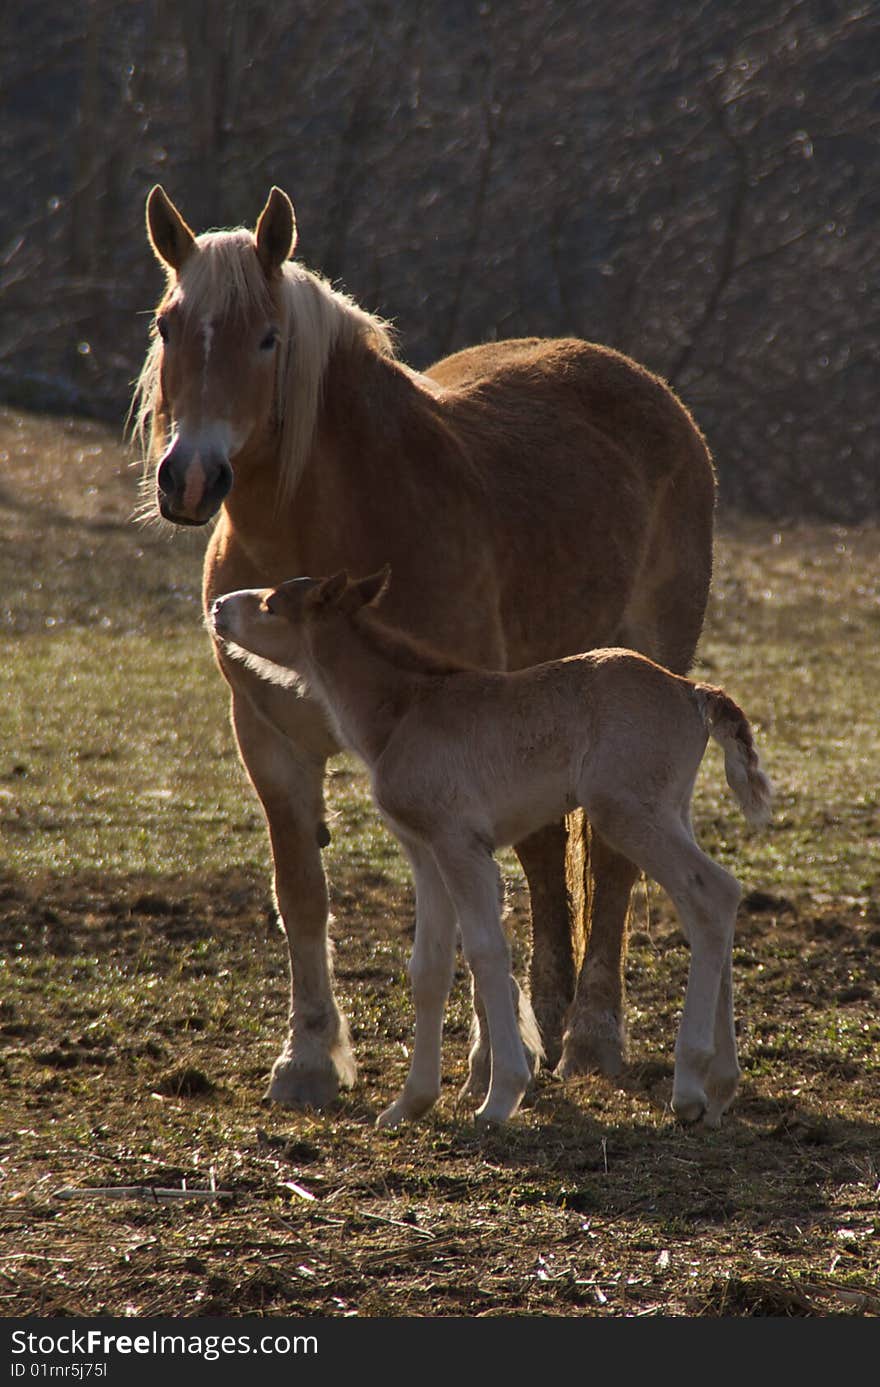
[142,185,296,525]
[210,569,390,678]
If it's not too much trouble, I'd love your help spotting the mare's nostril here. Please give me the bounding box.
[157,455,174,495]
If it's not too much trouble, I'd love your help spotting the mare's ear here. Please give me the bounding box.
[255,187,297,275]
[147,186,196,272]
[312,571,349,607]
[352,565,391,608]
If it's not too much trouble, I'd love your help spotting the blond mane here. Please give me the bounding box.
[130,227,396,504]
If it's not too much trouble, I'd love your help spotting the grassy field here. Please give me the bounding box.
[1,405,878,1318]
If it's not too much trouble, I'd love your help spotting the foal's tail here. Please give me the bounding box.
[694,684,773,828]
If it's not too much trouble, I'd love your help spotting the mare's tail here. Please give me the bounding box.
[694,684,773,828]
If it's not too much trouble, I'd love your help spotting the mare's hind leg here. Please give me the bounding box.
[556,826,636,1079]
[513,821,579,1070]
[229,691,352,1109]
[377,840,457,1128]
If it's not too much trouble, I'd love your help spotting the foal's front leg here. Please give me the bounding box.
[457,820,567,1100]
[432,835,532,1124]
[376,838,457,1128]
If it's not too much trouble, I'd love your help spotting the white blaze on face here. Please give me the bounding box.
[201,316,214,394]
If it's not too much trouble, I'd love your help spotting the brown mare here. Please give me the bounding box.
[133,184,716,1109]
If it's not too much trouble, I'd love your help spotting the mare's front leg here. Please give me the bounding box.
[229,684,353,1108]
[376,838,457,1128]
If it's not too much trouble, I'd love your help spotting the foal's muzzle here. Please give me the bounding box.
[157,440,233,526]
[209,595,233,638]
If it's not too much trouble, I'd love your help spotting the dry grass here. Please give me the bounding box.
[1,407,878,1318]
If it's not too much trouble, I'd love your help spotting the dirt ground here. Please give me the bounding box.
[2,864,878,1319]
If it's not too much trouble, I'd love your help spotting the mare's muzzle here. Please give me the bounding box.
[157,440,233,526]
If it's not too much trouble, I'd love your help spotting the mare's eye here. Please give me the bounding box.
[156,315,169,343]
[260,327,279,352]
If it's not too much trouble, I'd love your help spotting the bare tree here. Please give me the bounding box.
[1,0,876,516]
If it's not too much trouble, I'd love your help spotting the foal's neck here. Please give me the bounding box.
[307,614,431,764]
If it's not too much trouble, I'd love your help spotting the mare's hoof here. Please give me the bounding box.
[265,1062,342,1110]
[555,1024,626,1080]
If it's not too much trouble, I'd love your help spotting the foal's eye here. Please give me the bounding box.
[259,327,279,352]
[155,315,169,343]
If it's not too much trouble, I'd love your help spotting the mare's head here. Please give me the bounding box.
[210,569,391,680]
[138,185,296,525]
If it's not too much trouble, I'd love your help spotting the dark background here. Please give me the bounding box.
[1,0,877,517]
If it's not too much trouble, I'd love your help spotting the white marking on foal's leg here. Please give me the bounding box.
[377,847,457,1128]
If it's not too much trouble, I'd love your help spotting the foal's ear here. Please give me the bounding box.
[352,565,391,609]
[146,186,196,272]
[255,187,297,275]
[312,571,349,607]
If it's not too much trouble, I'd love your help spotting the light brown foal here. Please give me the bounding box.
[211,570,772,1127]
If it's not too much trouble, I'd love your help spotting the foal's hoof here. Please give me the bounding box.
[461,1043,491,1106]
[265,1060,343,1110]
[671,1095,708,1126]
[529,994,568,1072]
[376,1091,437,1129]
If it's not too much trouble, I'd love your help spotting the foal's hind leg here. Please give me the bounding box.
[703,950,741,1128]
[377,840,457,1128]
[667,857,740,1125]
[582,793,739,1124]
